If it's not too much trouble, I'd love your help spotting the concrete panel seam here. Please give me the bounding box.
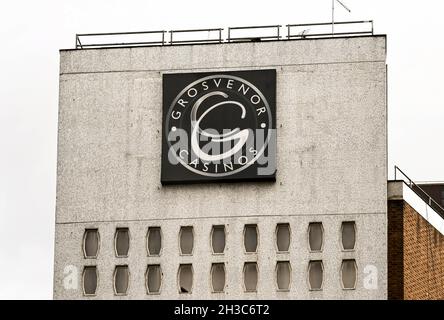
[56,212,387,225]
[59,60,387,76]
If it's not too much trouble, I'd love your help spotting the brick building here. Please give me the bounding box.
[388,179,444,300]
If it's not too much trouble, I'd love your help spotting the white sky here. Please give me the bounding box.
[0,0,443,299]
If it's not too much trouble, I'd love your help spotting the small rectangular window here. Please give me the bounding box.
[211,226,226,254]
[244,225,258,253]
[308,223,323,252]
[83,229,99,258]
[114,265,129,295]
[178,264,193,294]
[115,228,130,257]
[211,263,226,293]
[341,260,357,290]
[276,224,291,252]
[82,266,98,296]
[341,222,356,251]
[146,265,162,294]
[308,261,323,291]
[179,227,194,255]
[243,262,258,292]
[276,261,291,291]
[147,227,162,256]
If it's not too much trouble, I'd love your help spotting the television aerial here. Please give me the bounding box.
[332,0,351,35]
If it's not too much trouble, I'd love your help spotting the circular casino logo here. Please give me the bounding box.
[165,74,273,177]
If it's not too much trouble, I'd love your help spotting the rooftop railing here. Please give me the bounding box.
[169,28,223,45]
[75,20,375,49]
[75,30,167,49]
[286,20,373,39]
[394,166,444,219]
[227,25,282,42]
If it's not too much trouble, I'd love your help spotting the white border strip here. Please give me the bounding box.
[403,183,444,236]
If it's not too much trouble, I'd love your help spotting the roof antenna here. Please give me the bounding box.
[332,0,351,35]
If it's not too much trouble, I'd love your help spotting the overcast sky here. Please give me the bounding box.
[0,0,443,299]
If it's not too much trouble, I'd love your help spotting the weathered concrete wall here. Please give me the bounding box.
[54,37,387,299]
[55,214,386,299]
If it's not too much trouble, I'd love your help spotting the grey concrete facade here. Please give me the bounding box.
[54,36,388,299]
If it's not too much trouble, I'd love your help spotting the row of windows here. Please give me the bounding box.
[83,222,357,258]
[82,260,358,296]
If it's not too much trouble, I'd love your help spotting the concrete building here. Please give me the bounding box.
[54,25,443,300]
[54,30,388,299]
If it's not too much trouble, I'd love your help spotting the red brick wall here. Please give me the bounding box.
[403,202,444,300]
[388,200,444,300]
[387,200,404,300]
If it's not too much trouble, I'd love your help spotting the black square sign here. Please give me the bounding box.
[161,69,276,184]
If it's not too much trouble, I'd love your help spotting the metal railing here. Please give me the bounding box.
[227,25,281,42]
[394,166,444,219]
[74,21,377,49]
[286,20,373,39]
[75,30,167,49]
[169,28,223,45]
